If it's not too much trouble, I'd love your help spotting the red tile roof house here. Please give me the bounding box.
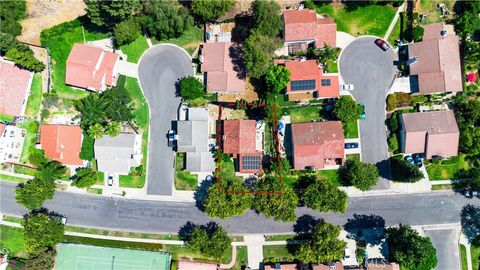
[406,23,462,94]
[223,119,263,174]
[66,43,120,92]
[0,60,34,117]
[39,124,84,167]
[200,42,245,94]
[279,59,339,101]
[399,110,459,159]
[281,8,336,55]
[291,121,345,170]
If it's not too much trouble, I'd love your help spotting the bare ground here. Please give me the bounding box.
[18,0,86,45]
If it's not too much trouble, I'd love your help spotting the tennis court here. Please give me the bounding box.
[56,244,171,270]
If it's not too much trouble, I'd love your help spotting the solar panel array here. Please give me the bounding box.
[291,79,316,91]
[242,155,262,171]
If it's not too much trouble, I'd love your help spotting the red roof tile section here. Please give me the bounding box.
[0,61,32,116]
[285,60,339,98]
[223,120,257,155]
[40,124,83,166]
[408,23,462,93]
[283,9,336,47]
[291,121,344,170]
[201,42,245,93]
[401,110,459,159]
[66,44,119,91]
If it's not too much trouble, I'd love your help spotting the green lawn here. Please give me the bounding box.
[0,114,14,122]
[316,4,397,37]
[343,120,359,138]
[0,173,28,183]
[265,234,296,241]
[472,243,480,270]
[283,106,323,123]
[232,246,248,270]
[425,156,469,180]
[263,245,296,263]
[175,153,198,190]
[119,175,145,188]
[19,119,39,165]
[346,154,360,162]
[325,59,339,73]
[154,27,204,55]
[219,157,242,182]
[87,188,103,195]
[119,35,149,63]
[387,12,406,47]
[24,74,43,118]
[317,169,340,187]
[164,244,232,264]
[460,244,468,270]
[40,18,110,99]
[0,225,26,258]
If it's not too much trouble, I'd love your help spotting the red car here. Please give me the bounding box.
[375,38,390,51]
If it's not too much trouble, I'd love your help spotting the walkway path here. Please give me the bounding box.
[244,235,265,270]
[219,246,237,269]
[384,1,407,40]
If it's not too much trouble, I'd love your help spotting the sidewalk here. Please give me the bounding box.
[244,235,265,270]
[384,1,407,40]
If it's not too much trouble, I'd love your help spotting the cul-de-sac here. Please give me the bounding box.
[0,0,479,269]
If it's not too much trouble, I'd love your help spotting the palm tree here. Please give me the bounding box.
[36,160,66,182]
[105,121,121,137]
[88,123,105,139]
[74,94,108,129]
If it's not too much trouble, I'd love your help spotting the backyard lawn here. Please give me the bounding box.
[175,153,198,190]
[119,35,149,63]
[0,225,26,258]
[343,120,359,138]
[425,156,469,181]
[40,18,110,100]
[283,106,323,123]
[24,74,43,118]
[154,27,204,55]
[316,4,397,37]
[19,119,39,165]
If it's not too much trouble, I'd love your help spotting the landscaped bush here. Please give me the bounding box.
[412,25,424,42]
[386,93,413,111]
[390,157,423,183]
[79,134,94,161]
[388,133,399,153]
[178,76,205,101]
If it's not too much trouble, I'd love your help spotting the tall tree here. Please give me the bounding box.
[105,121,121,137]
[339,159,379,191]
[244,30,282,79]
[252,0,282,37]
[191,0,236,22]
[296,175,348,213]
[253,176,298,221]
[74,94,108,130]
[84,0,141,29]
[333,96,362,122]
[22,211,65,254]
[390,158,423,183]
[5,47,45,72]
[0,0,26,37]
[22,247,56,270]
[113,17,141,46]
[178,76,205,100]
[101,84,135,123]
[265,65,291,94]
[36,160,66,182]
[386,224,437,270]
[295,221,347,264]
[71,167,98,188]
[183,222,232,260]
[204,178,252,218]
[88,123,105,139]
[142,0,194,40]
[15,178,56,210]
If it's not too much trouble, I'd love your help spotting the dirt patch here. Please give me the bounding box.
[18,0,86,45]
[218,77,259,103]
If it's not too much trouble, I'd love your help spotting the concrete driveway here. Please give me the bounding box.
[138,45,192,195]
[339,37,397,189]
[424,228,461,270]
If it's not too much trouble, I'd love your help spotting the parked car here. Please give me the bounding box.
[167,130,177,147]
[345,142,359,149]
[465,190,478,198]
[404,155,414,164]
[374,38,390,51]
[359,103,366,119]
[61,217,67,225]
[344,248,351,259]
[108,174,114,186]
[342,84,354,91]
[414,158,423,167]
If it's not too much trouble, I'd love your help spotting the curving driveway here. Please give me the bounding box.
[138,45,192,195]
[339,37,397,189]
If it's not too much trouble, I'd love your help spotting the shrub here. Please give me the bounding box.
[178,76,205,100]
[79,133,94,161]
[412,26,424,42]
[333,96,362,122]
[390,157,423,183]
[386,94,397,111]
[113,17,141,46]
[388,133,399,153]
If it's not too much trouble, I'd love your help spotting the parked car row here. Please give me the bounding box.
[404,154,423,167]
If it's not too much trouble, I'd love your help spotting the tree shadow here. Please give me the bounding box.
[178,221,197,241]
[344,213,386,245]
[376,159,393,180]
[194,176,213,211]
[293,214,322,236]
[231,15,252,43]
[22,207,63,219]
[461,204,480,243]
[229,43,246,81]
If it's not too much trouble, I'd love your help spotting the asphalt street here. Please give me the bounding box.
[425,229,461,270]
[138,45,193,195]
[1,181,478,234]
[339,37,397,189]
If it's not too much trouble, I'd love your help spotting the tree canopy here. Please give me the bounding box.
[253,176,298,222]
[244,30,282,79]
[84,0,141,29]
[22,211,65,254]
[71,167,98,188]
[339,159,379,191]
[178,76,205,101]
[113,17,141,46]
[142,0,194,40]
[204,178,252,218]
[22,247,56,270]
[251,0,282,37]
[191,0,236,22]
[265,65,291,94]
[296,174,348,213]
[0,0,26,37]
[182,222,232,260]
[454,1,480,38]
[295,221,347,264]
[333,96,362,122]
[453,96,480,156]
[15,177,56,210]
[386,224,437,270]
[390,158,423,183]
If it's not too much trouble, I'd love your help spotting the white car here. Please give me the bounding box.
[342,84,354,91]
[344,248,351,259]
[108,174,114,186]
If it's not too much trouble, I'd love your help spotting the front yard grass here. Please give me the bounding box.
[283,106,323,123]
[154,26,203,55]
[346,154,360,162]
[87,188,103,195]
[343,120,359,138]
[175,153,198,190]
[460,244,468,270]
[24,74,43,118]
[40,18,110,100]
[425,155,469,181]
[0,173,28,183]
[19,119,39,165]
[119,175,144,189]
[263,245,296,263]
[317,169,340,187]
[119,35,149,63]
[316,4,397,37]
[472,242,480,270]
[0,114,14,122]
[0,225,26,258]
